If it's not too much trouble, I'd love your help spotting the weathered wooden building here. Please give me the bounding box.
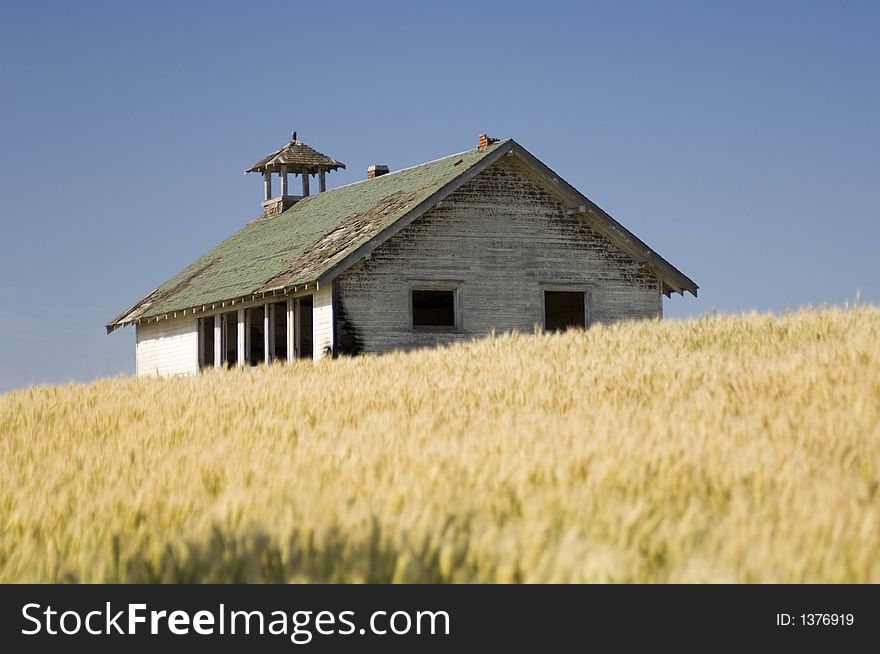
[107,133,697,376]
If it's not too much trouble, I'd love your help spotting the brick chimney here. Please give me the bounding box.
[367,164,389,179]
[478,133,499,151]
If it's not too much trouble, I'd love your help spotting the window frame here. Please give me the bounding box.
[220,310,239,367]
[541,284,593,332]
[245,305,266,367]
[407,281,463,332]
[197,316,215,370]
[270,300,288,362]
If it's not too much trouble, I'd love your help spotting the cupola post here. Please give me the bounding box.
[263,172,272,201]
[279,165,288,197]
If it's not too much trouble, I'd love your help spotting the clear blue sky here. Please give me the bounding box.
[1,1,877,392]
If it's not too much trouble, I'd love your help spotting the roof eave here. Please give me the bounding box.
[105,281,325,332]
[245,161,346,175]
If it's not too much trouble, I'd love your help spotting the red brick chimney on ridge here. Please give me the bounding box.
[478,133,499,151]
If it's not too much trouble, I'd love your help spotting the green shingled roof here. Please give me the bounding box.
[108,140,508,329]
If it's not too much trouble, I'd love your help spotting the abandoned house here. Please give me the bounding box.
[107,133,698,376]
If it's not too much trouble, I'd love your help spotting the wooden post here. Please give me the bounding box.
[237,308,246,365]
[301,172,310,196]
[318,169,326,193]
[263,172,272,201]
[213,314,222,368]
[657,276,664,319]
[279,166,288,197]
[286,298,295,362]
[197,320,205,369]
[263,303,271,363]
[293,299,301,359]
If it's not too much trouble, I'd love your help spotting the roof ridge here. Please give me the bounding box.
[318,139,510,195]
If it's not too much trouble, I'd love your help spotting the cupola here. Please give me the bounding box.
[245,132,345,216]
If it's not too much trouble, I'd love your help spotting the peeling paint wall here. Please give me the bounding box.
[335,157,661,353]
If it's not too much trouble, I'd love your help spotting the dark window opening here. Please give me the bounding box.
[298,295,313,359]
[222,311,238,366]
[412,290,456,327]
[544,291,586,332]
[198,317,214,370]
[272,301,287,361]
[247,306,265,366]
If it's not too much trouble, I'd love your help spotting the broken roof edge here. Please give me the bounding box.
[105,293,157,334]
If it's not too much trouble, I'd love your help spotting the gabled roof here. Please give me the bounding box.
[107,139,697,332]
[245,136,345,175]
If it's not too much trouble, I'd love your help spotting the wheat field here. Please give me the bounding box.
[1,307,878,583]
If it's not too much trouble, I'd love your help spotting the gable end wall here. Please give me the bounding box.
[334,157,661,354]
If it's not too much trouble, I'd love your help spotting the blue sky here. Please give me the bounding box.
[0,1,877,392]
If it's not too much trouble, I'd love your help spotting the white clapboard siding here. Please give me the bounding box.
[135,317,198,377]
[313,283,334,360]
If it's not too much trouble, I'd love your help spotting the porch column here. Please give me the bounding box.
[264,303,271,363]
[286,298,296,362]
[237,308,246,365]
[213,314,222,368]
